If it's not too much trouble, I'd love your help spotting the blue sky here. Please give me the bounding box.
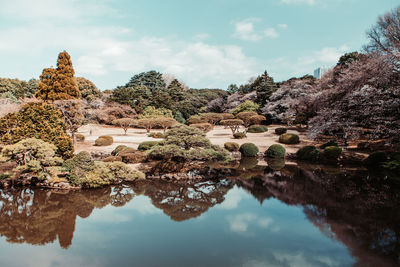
[0,0,398,90]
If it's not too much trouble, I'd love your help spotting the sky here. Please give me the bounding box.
[0,0,399,90]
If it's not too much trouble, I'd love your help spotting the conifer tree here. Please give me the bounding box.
[35,68,56,100]
[168,79,184,102]
[254,71,277,105]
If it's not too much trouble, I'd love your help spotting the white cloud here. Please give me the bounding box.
[315,45,350,63]
[233,18,262,41]
[280,0,316,5]
[228,213,275,234]
[278,24,288,29]
[264,28,279,39]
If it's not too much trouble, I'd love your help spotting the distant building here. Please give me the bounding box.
[313,67,329,79]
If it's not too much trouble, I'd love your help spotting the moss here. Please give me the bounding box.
[239,143,259,157]
[320,140,338,149]
[266,144,286,159]
[138,141,159,151]
[279,133,300,144]
[297,146,320,161]
[111,145,129,156]
[324,146,342,160]
[94,136,113,146]
[275,127,287,135]
[224,142,240,152]
[233,132,246,139]
[364,151,387,166]
[247,125,268,133]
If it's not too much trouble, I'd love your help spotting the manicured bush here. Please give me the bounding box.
[224,142,240,152]
[94,136,113,146]
[75,134,85,142]
[364,151,387,166]
[324,146,342,160]
[138,141,159,151]
[266,144,286,158]
[279,133,300,144]
[297,146,320,161]
[239,143,259,157]
[233,132,247,139]
[275,127,287,135]
[320,140,338,149]
[247,125,268,133]
[112,145,129,156]
[148,132,164,138]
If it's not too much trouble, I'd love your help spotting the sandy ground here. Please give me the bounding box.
[75,124,313,155]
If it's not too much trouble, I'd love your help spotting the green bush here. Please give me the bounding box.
[279,133,300,144]
[138,141,159,151]
[320,140,338,149]
[275,127,287,135]
[224,142,240,152]
[247,125,268,133]
[148,132,164,138]
[239,143,259,157]
[233,132,247,139]
[266,144,286,158]
[364,151,387,166]
[324,146,342,160]
[75,134,85,142]
[112,145,129,156]
[94,136,113,146]
[297,146,320,161]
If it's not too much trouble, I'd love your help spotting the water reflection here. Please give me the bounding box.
[0,162,399,266]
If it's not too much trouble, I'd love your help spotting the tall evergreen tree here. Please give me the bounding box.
[125,70,166,93]
[254,71,277,105]
[36,51,81,101]
[168,79,184,102]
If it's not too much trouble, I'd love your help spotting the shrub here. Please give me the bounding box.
[320,140,338,149]
[119,150,146,164]
[296,146,320,161]
[0,102,74,158]
[231,100,259,115]
[112,145,129,156]
[189,123,213,133]
[266,144,286,158]
[248,125,268,133]
[275,127,287,135]
[138,141,159,151]
[239,143,259,157]
[163,126,210,149]
[148,132,164,138]
[266,158,285,170]
[75,134,85,142]
[233,132,247,139]
[224,142,240,152]
[248,115,266,126]
[103,156,122,162]
[279,133,300,144]
[324,146,342,160]
[364,151,387,166]
[236,111,258,127]
[94,136,113,146]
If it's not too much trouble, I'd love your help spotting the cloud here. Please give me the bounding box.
[233,18,262,41]
[264,28,279,38]
[228,213,275,233]
[278,24,288,29]
[279,0,316,5]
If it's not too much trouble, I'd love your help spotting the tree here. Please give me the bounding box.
[110,85,152,111]
[227,84,239,94]
[249,114,266,126]
[76,77,102,101]
[54,100,84,145]
[231,100,259,115]
[138,106,173,119]
[36,51,81,101]
[112,118,136,135]
[168,79,185,102]
[220,119,244,135]
[154,117,178,133]
[236,111,258,127]
[163,126,210,150]
[254,71,278,105]
[200,113,224,127]
[125,71,167,93]
[136,118,158,133]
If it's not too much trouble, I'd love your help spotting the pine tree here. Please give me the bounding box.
[36,51,81,101]
[168,79,184,102]
[254,71,277,105]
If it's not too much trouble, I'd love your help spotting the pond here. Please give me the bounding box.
[0,161,399,267]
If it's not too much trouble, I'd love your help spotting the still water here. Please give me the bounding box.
[0,162,399,267]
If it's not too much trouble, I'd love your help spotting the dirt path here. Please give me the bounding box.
[75,124,313,154]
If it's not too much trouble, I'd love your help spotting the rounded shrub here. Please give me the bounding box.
[267,158,285,170]
[233,132,246,139]
[247,125,268,133]
[138,141,159,151]
[239,143,259,157]
[320,140,338,149]
[324,146,342,160]
[112,145,129,156]
[94,136,113,146]
[148,132,164,138]
[275,127,287,135]
[224,142,240,152]
[266,144,286,158]
[75,134,85,142]
[279,133,300,144]
[364,151,387,166]
[297,146,320,161]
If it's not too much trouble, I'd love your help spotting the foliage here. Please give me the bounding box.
[136,118,158,133]
[231,100,259,115]
[296,146,320,161]
[248,115,266,126]
[320,140,338,149]
[112,118,136,135]
[189,123,213,133]
[227,84,239,94]
[235,111,258,127]
[76,77,102,101]
[168,79,185,102]
[154,117,178,133]
[239,143,259,157]
[220,119,244,134]
[266,144,286,159]
[163,126,210,150]
[233,132,247,139]
[200,113,224,126]
[224,142,240,152]
[138,106,173,119]
[0,102,73,158]
[247,125,268,133]
[89,101,136,125]
[36,51,81,101]
[279,133,300,144]
[187,115,205,124]
[125,70,166,93]
[94,136,114,146]
[275,127,287,135]
[138,141,159,151]
[0,77,39,99]
[148,132,164,138]
[54,100,84,144]
[253,71,278,105]
[324,146,342,160]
